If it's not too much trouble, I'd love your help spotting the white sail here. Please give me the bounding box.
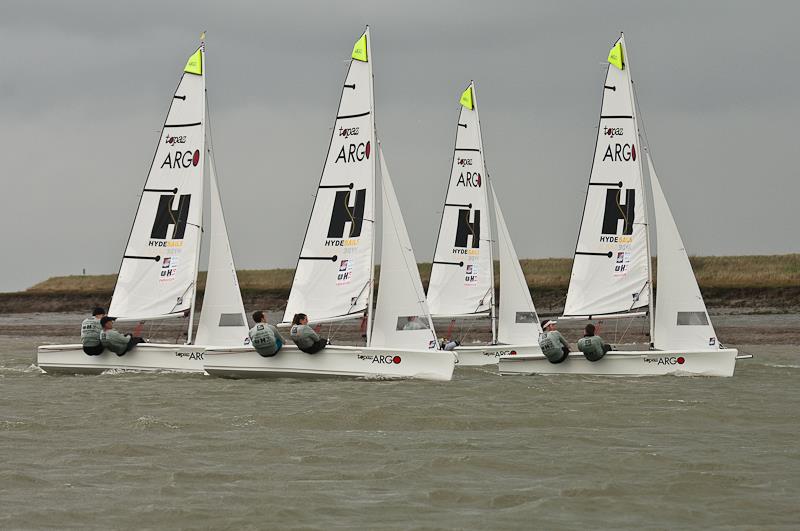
[109,47,206,321]
[370,146,438,349]
[649,154,718,350]
[427,82,493,317]
[492,183,542,344]
[563,34,650,318]
[194,153,249,346]
[282,29,375,326]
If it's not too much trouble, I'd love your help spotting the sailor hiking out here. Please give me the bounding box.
[577,323,613,361]
[80,307,106,356]
[99,316,145,356]
[249,311,284,357]
[289,313,328,354]
[538,319,571,364]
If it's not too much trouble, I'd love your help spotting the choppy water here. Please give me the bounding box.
[1,317,799,529]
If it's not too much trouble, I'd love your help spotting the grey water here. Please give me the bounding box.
[1,315,799,530]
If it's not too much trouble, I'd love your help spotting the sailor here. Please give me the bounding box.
[249,311,284,357]
[577,323,613,362]
[80,306,106,356]
[99,316,145,356]
[442,338,460,351]
[402,316,427,331]
[538,319,571,363]
[290,313,328,354]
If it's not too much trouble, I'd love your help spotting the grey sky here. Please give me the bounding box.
[1,0,798,292]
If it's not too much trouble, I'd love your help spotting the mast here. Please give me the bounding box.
[471,82,497,344]
[621,33,656,346]
[365,26,376,346]
[185,32,206,344]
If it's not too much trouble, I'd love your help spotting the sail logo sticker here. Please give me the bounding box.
[151,194,191,240]
[164,134,186,145]
[457,157,473,167]
[456,171,482,187]
[161,150,200,169]
[464,263,478,285]
[603,127,624,138]
[614,251,631,277]
[339,126,360,138]
[602,143,636,162]
[453,209,480,249]
[336,259,354,285]
[601,189,635,236]
[326,189,366,241]
[334,141,371,163]
[160,256,178,282]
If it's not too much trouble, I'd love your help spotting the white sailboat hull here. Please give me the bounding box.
[203,344,456,381]
[37,343,208,374]
[454,344,543,367]
[498,348,739,377]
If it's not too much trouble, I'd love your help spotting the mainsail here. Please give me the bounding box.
[109,47,206,322]
[427,82,494,318]
[649,154,718,350]
[370,146,437,349]
[563,35,651,318]
[282,28,376,327]
[194,153,249,346]
[492,183,542,344]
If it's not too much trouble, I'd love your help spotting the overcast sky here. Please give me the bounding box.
[1,0,798,292]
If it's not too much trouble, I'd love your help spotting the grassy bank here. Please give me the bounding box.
[23,254,800,294]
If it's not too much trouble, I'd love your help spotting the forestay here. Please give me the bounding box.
[370,146,438,349]
[649,154,718,350]
[110,48,206,321]
[194,155,249,346]
[428,82,494,317]
[563,35,650,318]
[283,29,376,325]
[492,183,542,344]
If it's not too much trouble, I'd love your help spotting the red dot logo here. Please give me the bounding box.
[510,350,517,356]
[677,356,685,364]
[365,141,371,159]
[631,144,637,161]
[392,355,401,364]
[192,150,200,166]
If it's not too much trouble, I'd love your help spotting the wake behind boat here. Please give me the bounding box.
[428,83,544,366]
[203,28,455,382]
[37,36,252,375]
[499,34,741,377]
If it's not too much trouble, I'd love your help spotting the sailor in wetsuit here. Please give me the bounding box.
[290,313,328,354]
[248,311,284,357]
[577,323,613,361]
[538,319,571,363]
[81,306,107,356]
[99,316,145,356]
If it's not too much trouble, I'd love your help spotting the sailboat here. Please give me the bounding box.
[203,28,456,381]
[499,34,742,377]
[37,37,250,374]
[427,82,543,366]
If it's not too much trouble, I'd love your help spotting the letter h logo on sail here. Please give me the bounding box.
[151,194,191,239]
[602,189,635,235]
[328,189,366,238]
[455,209,480,248]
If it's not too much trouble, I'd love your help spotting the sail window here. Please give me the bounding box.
[515,312,538,324]
[395,316,431,331]
[218,313,245,327]
[676,312,709,326]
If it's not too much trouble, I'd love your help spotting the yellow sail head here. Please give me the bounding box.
[608,41,624,70]
[352,33,368,62]
[460,85,474,110]
[184,48,203,75]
